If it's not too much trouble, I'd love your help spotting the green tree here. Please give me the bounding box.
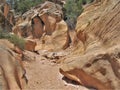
[6,0,44,14]
[16,0,44,14]
[64,0,94,29]
[64,0,83,29]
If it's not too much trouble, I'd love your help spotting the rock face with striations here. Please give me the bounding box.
[0,39,28,90]
[13,1,71,51]
[60,0,120,90]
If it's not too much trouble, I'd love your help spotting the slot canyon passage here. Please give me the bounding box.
[0,0,120,90]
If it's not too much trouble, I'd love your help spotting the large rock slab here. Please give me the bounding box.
[35,20,70,51]
[39,1,63,35]
[25,39,36,51]
[31,15,44,38]
[60,0,120,90]
[0,39,27,90]
[15,1,63,38]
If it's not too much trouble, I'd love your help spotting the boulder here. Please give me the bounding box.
[40,13,55,35]
[25,39,36,51]
[39,1,63,35]
[4,1,71,52]
[52,20,70,50]
[31,15,44,38]
[35,20,71,51]
[13,1,63,39]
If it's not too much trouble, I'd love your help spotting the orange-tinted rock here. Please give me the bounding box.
[25,39,36,51]
[12,1,63,38]
[39,1,63,35]
[35,20,70,51]
[0,39,23,55]
[32,15,44,38]
[3,3,10,19]
[40,13,56,35]
[0,39,14,49]
[59,68,111,90]
[60,0,120,90]
[0,39,27,89]
[52,20,70,50]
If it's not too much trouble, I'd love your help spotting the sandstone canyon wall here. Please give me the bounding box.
[60,0,120,90]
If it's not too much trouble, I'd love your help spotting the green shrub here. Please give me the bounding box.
[0,30,25,50]
[8,34,25,50]
[14,0,44,14]
[64,0,94,29]
[64,0,83,29]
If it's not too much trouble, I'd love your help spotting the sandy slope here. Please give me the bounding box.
[23,53,89,90]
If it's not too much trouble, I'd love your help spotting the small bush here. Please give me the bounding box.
[8,34,25,50]
[14,0,44,14]
[0,30,25,50]
[64,0,94,29]
[64,0,83,29]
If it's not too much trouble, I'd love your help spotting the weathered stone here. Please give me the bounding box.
[59,68,111,90]
[13,1,63,39]
[13,20,32,38]
[0,39,14,49]
[31,15,44,38]
[40,13,55,35]
[60,0,120,90]
[52,20,70,50]
[25,39,36,51]
[39,1,63,35]
[0,39,27,90]
[35,20,70,51]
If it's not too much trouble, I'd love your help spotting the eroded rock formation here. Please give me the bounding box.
[13,1,71,51]
[60,0,120,90]
[1,0,120,90]
[0,40,28,90]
